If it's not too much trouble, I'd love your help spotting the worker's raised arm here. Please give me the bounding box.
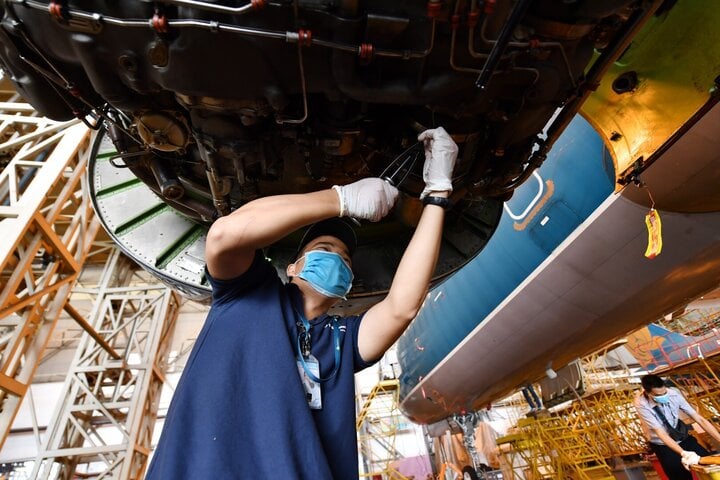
[359,127,457,361]
[205,179,398,280]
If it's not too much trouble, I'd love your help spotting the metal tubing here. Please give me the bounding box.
[474,0,532,89]
[10,0,434,60]
[148,157,185,200]
[449,26,482,74]
[198,145,231,217]
[488,0,664,196]
[470,20,576,88]
[63,303,122,360]
[276,43,308,124]
[159,0,256,15]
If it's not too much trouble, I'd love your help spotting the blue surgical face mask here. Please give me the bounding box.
[296,250,353,299]
[653,393,670,404]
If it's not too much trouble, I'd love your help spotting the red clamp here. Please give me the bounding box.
[467,11,479,28]
[251,0,267,9]
[298,29,312,47]
[427,1,442,18]
[358,43,374,60]
[48,1,66,19]
[484,0,497,14]
[152,11,169,34]
[451,14,460,30]
[67,83,81,98]
[529,37,541,49]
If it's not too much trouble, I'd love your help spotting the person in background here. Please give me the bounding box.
[145,128,458,480]
[634,374,720,478]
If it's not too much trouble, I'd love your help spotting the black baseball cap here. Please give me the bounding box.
[295,218,357,260]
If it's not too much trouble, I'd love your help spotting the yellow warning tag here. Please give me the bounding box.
[644,209,662,259]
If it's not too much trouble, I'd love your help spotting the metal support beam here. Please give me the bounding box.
[0,86,98,449]
[62,303,122,360]
[31,248,180,480]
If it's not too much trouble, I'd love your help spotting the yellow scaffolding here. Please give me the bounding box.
[498,411,617,480]
[657,354,720,451]
[496,350,649,479]
[356,379,409,480]
[496,418,555,479]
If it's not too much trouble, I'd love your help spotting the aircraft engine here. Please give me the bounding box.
[0,0,661,304]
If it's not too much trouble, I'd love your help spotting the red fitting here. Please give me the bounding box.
[358,43,374,60]
[298,29,312,47]
[451,14,460,30]
[484,0,497,14]
[427,1,442,18]
[467,11,479,28]
[67,84,81,97]
[152,12,169,34]
[48,1,64,19]
[251,0,267,9]
[529,37,540,49]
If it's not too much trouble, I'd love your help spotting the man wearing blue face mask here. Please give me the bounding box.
[145,128,457,480]
[634,374,720,478]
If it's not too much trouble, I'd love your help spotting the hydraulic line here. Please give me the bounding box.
[474,0,532,89]
[449,0,482,74]
[158,0,266,15]
[275,37,308,123]
[7,0,436,60]
[470,0,576,88]
[485,0,665,196]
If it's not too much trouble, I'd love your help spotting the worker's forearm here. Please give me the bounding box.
[655,429,684,455]
[699,417,720,443]
[209,189,340,253]
[384,203,445,318]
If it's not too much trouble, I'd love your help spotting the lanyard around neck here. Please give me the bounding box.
[296,313,342,383]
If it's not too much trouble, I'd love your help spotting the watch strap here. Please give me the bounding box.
[422,195,453,210]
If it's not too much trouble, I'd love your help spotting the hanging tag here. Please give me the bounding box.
[644,209,662,259]
[297,355,322,410]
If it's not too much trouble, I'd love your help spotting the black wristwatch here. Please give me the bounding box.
[422,195,453,210]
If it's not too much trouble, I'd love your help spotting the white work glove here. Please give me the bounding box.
[417,126,458,199]
[681,450,701,470]
[333,178,399,222]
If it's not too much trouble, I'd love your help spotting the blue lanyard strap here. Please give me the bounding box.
[296,315,342,383]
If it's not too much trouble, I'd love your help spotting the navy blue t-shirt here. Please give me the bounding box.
[146,252,374,479]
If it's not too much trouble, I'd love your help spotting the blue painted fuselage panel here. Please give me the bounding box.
[397,116,615,400]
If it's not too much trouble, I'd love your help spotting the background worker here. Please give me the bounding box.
[634,374,720,478]
[145,127,458,479]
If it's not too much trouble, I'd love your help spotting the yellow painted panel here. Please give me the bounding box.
[581,0,720,186]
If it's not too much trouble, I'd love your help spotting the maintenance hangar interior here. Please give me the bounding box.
[1,0,720,479]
